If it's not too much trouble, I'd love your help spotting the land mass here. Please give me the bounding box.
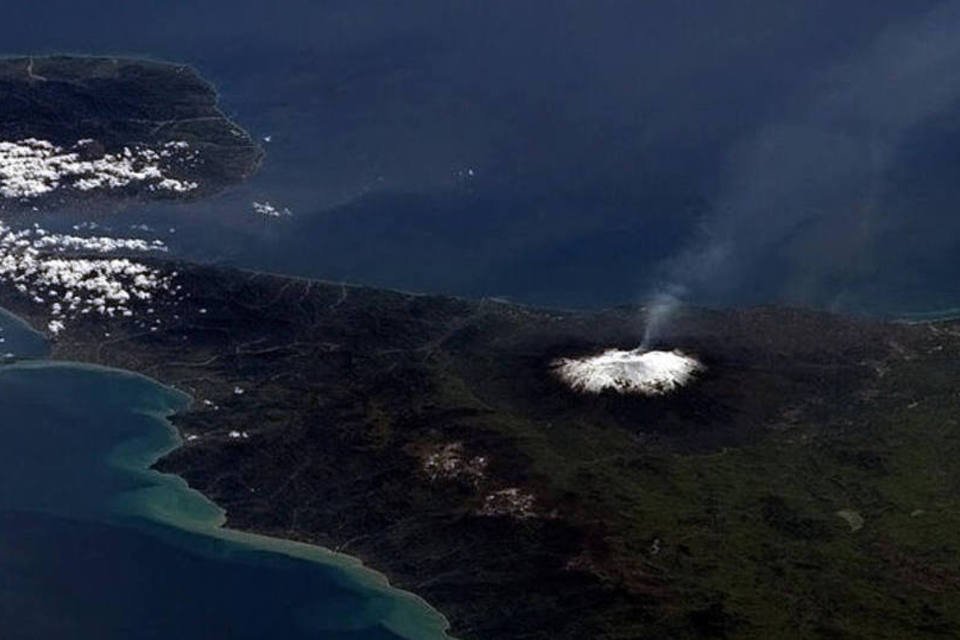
[2,261,960,639]
[3,54,960,640]
[0,55,262,211]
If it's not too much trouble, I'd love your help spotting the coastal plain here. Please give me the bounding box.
[3,261,960,639]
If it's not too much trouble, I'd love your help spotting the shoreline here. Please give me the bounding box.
[117,388,455,640]
[0,331,454,640]
[6,256,960,638]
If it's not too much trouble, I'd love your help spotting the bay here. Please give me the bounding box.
[0,312,449,639]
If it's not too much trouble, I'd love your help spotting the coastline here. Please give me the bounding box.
[0,316,454,640]
[2,37,960,637]
[0,261,597,640]
[893,306,960,323]
[7,257,960,638]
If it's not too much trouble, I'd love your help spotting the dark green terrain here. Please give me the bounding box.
[2,262,959,639]
[0,55,262,209]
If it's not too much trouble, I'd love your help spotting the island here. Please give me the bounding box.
[2,55,960,640]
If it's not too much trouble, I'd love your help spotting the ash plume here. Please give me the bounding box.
[641,286,685,348]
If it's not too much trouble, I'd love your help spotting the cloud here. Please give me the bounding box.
[0,139,198,200]
[0,221,175,335]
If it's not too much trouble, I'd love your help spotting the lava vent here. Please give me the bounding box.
[553,348,702,395]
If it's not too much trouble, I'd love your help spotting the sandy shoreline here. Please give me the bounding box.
[0,312,454,640]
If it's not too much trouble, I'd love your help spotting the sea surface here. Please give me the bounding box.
[0,313,449,640]
[5,1,960,314]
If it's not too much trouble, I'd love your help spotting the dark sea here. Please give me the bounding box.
[3,1,960,637]
[6,0,959,314]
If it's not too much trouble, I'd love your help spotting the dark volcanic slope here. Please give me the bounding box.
[0,55,261,209]
[3,262,960,639]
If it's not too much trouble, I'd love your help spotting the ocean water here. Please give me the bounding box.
[5,1,960,313]
[0,308,46,360]
[0,314,449,640]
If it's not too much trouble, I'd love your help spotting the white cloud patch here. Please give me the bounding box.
[0,220,176,335]
[252,201,292,218]
[0,138,199,200]
[31,227,167,254]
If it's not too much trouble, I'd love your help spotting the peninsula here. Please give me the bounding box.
[0,56,261,211]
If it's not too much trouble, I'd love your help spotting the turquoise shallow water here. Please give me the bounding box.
[0,313,450,640]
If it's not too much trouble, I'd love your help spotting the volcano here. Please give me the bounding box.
[553,348,703,395]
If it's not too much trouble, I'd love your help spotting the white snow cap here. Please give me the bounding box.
[553,348,703,395]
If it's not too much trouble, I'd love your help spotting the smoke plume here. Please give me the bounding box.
[643,0,960,341]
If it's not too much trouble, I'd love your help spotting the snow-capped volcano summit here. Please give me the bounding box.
[553,348,702,395]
